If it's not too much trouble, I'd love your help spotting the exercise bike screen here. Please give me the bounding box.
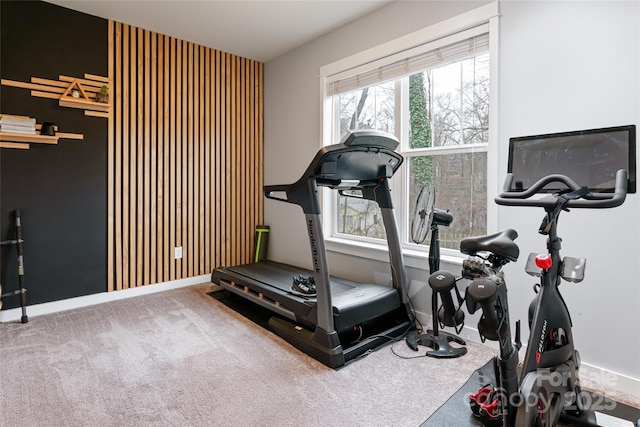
[507,125,636,193]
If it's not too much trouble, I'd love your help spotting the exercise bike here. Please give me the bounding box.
[466,170,639,427]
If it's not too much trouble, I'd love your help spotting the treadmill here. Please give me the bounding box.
[211,129,414,368]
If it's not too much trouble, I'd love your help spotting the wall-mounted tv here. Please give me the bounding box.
[507,125,636,194]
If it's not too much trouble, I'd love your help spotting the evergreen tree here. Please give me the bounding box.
[409,73,434,192]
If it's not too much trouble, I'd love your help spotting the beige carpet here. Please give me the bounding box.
[0,284,497,427]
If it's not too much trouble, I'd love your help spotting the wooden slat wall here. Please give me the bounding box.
[107,20,263,291]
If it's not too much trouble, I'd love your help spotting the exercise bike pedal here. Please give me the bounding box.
[469,385,502,427]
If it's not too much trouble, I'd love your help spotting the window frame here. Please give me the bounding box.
[319,2,500,269]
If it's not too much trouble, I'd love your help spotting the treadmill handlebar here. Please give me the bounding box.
[265,178,322,214]
[264,185,292,204]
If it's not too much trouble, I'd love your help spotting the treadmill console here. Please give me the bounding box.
[341,129,399,150]
[264,129,403,213]
[312,130,403,182]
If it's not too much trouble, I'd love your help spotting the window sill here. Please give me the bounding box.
[325,236,465,271]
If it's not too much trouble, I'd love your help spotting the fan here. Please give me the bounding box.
[405,183,467,358]
[411,184,435,245]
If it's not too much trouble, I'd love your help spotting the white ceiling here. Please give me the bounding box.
[46,0,393,62]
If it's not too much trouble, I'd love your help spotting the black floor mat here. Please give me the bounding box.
[422,359,640,426]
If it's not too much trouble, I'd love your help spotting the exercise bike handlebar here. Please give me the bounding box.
[495,169,628,209]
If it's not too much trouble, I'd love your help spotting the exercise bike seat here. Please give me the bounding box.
[460,229,519,262]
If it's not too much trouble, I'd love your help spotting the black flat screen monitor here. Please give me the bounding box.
[507,125,636,193]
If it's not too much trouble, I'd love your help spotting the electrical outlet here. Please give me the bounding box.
[174,246,183,259]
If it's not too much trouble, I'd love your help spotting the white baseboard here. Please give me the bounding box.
[0,274,211,323]
[414,311,640,399]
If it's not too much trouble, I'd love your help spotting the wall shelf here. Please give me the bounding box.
[0,132,59,144]
[0,142,31,149]
[1,73,110,118]
[0,120,84,150]
[59,96,110,112]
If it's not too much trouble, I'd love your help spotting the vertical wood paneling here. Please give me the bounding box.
[156,33,163,283]
[176,39,183,279]
[144,29,151,286]
[122,24,130,289]
[150,31,157,285]
[180,40,187,278]
[136,27,144,287]
[255,63,262,234]
[163,35,170,281]
[237,57,244,266]
[227,53,234,266]
[129,26,137,289]
[214,50,222,270]
[193,44,200,276]
[169,36,176,282]
[202,46,209,275]
[108,21,115,291]
[115,21,123,291]
[107,22,263,290]
[187,42,194,278]
[198,44,204,275]
[222,52,229,268]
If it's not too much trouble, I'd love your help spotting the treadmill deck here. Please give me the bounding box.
[212,260,402,333]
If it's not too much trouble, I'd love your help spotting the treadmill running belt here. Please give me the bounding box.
[225,260,359,294]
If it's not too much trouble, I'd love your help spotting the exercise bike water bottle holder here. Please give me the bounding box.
[524,253,586,283]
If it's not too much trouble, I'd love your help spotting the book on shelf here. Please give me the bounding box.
[0,126,36,135]
[0,114,37,127]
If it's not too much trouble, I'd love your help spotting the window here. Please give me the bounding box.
[322,9,497,257]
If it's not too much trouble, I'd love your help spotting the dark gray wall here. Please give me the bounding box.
[1,0,108,308]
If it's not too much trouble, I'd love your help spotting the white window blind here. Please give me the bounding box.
[327,24,489,96]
